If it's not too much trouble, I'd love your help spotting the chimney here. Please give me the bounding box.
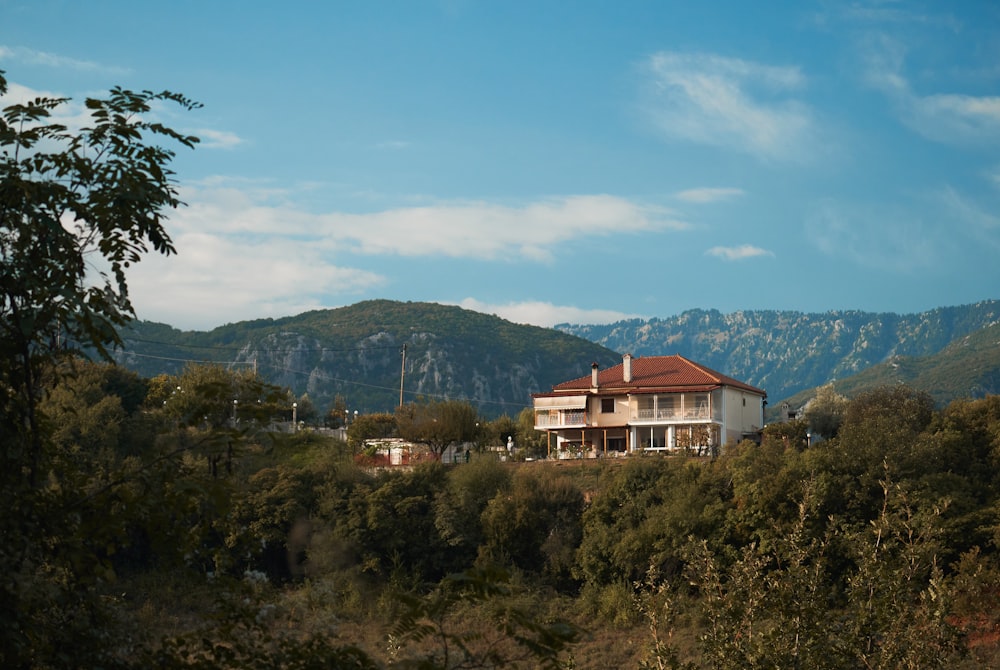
[623,353,632,383]
[591,362,599,389]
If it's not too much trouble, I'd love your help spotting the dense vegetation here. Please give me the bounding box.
[7,358,1000,668]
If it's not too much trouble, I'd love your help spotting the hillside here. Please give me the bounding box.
[112,300,622,417]
[111,299,1000,417]
[557,300,1000,403]
[780,320,1000,411]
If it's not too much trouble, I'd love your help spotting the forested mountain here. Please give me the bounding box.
[112,300,622,417]
[112,299,1000,416]
[557,300,1000,402]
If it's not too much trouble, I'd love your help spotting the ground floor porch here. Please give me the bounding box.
[542,422,722,458]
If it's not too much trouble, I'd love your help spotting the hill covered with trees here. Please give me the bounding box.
[114,299,1000,419]
[781,320,1000,412]
[112,300,623,418]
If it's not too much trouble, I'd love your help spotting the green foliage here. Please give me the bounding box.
[149,363,288,431]
[575,458,731,588]
[517,406,548,457]
[479,468,584,590]
[482,413,518,450]
[332,463,456,584]
[0,69,200,668]
[433,458,512,566]
[348,411,398,452]
[145,579,381,670]
[803,383,848,438]
[387,566,583,670]
[396,399,479,457]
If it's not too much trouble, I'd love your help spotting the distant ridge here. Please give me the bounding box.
[780,319,1000,410]
[556,300,1000,402]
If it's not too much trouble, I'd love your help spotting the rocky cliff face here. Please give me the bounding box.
[113,300,622,417]
[112,299,1000,413]
[557,300,1000,401]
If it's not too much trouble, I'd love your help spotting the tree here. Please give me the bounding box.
[326,393,348,427]
[347,411,397,453]
[395,399,480,459]
[516,406,547,458]
[0,70,199,667]
[1,70,199,485]
[294,392,317,426]
[483,413,518,450]
[803,383,849,439]
[433,458,512,568]
[479,468,584,591]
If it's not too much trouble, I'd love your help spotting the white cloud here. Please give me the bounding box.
[0,79,57,104]
[906,94,1000,145]
[127,227,385,329]
[193,128,245,150]
[936,186,1000,248]
[989,167,1000,190]
[0,44,129,75]
[705,245,774,261]
[122,183,685,329]
[641,51,816,161]
[456,298,642,328]
[172,184,688,262]
[804,199,943,271]
[862,34,1000,145]
[674,187,745,204]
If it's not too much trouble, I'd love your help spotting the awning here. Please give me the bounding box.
[534,395,588,410]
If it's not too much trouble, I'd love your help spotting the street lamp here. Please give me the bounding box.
[292,402,298,433]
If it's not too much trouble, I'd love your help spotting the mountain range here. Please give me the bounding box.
[111,299,1000,418]
[113,300,621,417]
[556,300,1000,404]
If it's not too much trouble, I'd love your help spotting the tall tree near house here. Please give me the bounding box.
[396,399,480,459]
[0,69,199,667]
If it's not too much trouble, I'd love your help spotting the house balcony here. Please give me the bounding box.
[535,409,586,429]
[631,391,720,424]
[633,406,711,422]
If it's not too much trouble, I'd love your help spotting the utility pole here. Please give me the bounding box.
[399,344,406,408]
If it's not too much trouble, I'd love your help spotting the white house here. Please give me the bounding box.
[533,354,766,456]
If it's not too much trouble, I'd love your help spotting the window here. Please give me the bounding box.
[601,398,615,413]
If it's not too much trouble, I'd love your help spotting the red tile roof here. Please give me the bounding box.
[545,355,766,397]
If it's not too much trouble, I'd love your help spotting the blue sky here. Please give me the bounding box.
[2,1,999,330]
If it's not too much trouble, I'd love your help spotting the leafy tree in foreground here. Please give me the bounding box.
[0,69,199,667]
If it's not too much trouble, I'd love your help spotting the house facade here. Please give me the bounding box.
[533,354,766,456]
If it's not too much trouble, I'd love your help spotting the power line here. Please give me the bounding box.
[117,351,254,365]
[113,349,531,412]
[122,336,401,355]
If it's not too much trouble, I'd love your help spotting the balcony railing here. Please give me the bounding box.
[535,410,586,428]
[633,407,710,422]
